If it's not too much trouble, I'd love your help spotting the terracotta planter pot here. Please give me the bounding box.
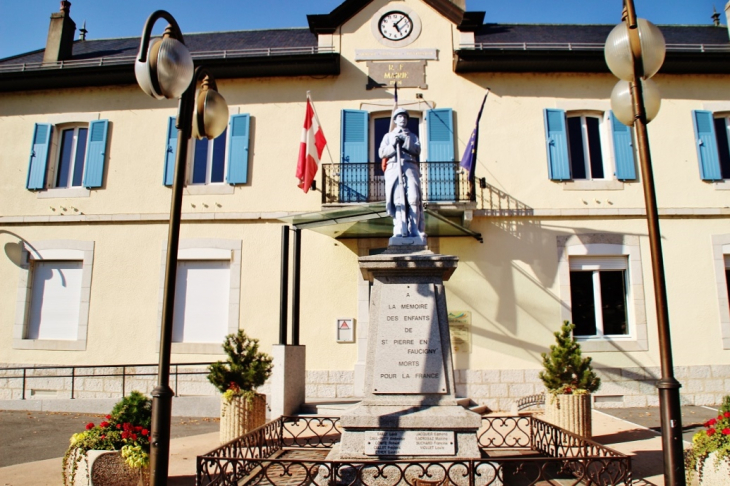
[544,392,592,438]
[697,451,730,486]
[220,393,266,444]
[69,450,149,486]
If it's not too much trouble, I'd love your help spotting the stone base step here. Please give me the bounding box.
[298,398,490,416]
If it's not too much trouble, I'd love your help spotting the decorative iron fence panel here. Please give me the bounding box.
[197,416,632,486]
[322,162,471,204]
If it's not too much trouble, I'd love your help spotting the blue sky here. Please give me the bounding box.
[0,1,724,60]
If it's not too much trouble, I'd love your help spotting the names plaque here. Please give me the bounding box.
[364,430,455,456]
[366,61,427,89]
[372,283,447,394]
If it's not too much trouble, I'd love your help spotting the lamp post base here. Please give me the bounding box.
[149,385,174,486]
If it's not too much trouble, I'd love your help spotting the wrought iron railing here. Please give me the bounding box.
[0,362,212,400]
[197,415,632,486]
[321,161,472,205]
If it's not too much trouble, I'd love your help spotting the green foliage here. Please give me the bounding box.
[539,321,601,394]
[62,391,152,485]
[685,394,730,481]
[207,330,274,395]
[110,390,152,429]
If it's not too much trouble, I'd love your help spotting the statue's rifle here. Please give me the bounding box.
[395,130,410,237]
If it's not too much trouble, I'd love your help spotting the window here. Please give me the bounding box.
[338,108,454,203]
[172,260,231,344]
[157,239,242,354]
[557,234,648,352]
[567,115,605,180]
[27,120,109,192]
[544,109,635,182]
[569,257,629,337]
[13,241,94,351]
[163,114,250,191]
[692,111,730,181]
[711,234,730,350]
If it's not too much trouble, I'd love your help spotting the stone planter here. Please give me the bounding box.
[220,393,266,444]
[697,451,730,486]
[69,450,149,486]
[544,392,592,438]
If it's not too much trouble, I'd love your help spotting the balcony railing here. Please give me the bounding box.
[321,161,472,205]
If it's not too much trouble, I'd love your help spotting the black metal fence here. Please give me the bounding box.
[321,162,472,204]
[197,416,632,486]
[0,362,212,400]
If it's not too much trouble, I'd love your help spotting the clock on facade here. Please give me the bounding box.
[379,11,413,41]
[370,4,422,48]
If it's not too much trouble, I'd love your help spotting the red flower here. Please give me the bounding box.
[723,428,730,435]
[724,412,730,419]
[85,423,94,430]
[565,387,573,394]
[707,428,716,436]
[123,423,132,431]
[142,429,149,436]
[100,435,105,439]
[116,424,122,429]
[121,431,130,439]
[100,421,109,428]
[708,418,717,426]
[131,433,138,440]
[105,414,111,420]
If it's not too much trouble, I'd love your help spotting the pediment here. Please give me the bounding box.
[307,0,483,34]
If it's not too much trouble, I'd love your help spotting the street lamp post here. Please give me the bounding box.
[605,1,685,485]
[135,11,228,485]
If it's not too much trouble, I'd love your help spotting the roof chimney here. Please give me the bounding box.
[43,1,76,63]
[713,6,721,26]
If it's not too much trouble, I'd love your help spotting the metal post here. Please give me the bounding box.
[71,367,75,399]
[149,74,194,486]
[279,226,290,346]
[624,1,685,484]
[292,228,302,346]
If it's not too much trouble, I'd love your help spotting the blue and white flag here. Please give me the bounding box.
[460,89,489,177]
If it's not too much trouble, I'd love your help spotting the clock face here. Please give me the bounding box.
[378,11,413,41]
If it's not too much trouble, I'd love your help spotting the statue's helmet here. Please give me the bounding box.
[392,107,410,121]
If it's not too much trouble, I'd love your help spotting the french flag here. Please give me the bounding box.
[296,93,327,193]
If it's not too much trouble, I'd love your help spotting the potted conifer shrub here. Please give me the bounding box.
[685,395,730,485]
[539,321,601,437]
[207,330,273,443]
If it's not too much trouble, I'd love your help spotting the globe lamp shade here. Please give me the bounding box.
[135,36,194,100]
[605,18,666,81]
[610,78,661,126]
[192,87,229,140]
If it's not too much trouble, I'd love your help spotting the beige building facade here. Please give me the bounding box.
[0,0,729,411]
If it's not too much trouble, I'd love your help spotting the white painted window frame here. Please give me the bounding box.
[569,256,630,338]
[711,234,730,349]
[557,234,648,352]
[13,240,94,351]
[157,238,242,354]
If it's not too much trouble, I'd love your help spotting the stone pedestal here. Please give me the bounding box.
[334,247,481,461]
[270,344,306,418]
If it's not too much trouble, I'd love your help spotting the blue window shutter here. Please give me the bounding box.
[82,119,109,188]
[692,110,722,181]
[544,109,571,180]
[426,108,454,161]
[610,111,636,180]
[226,114,250,184]
[426,108,455,201]
[340,109,369,202]
[27,123,52,190]
[163,116,178,186]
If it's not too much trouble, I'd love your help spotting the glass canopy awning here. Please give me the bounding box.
[279,203,482,242]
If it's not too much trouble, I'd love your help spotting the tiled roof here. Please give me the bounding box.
[0,28,318,65]
[473,23,729,46]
